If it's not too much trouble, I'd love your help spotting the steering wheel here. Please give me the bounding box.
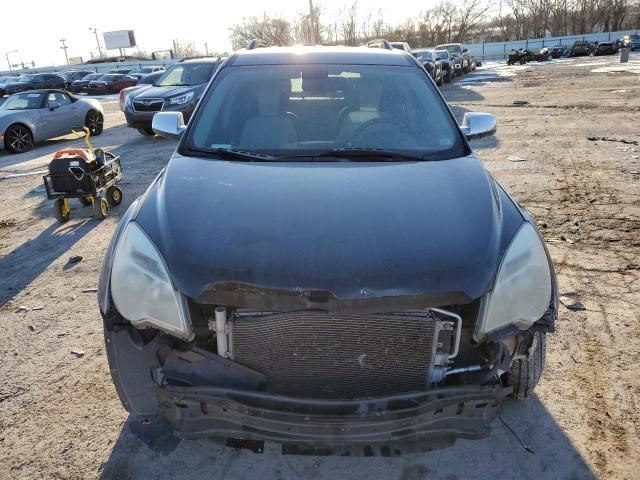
[348,117,415,148]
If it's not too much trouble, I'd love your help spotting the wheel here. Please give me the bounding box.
[137,127,155,136]
[78,196,93,206]
[54,198,71,223]
[85,111,103,136]
[93,197,109,220]
[106,186,123,206]
[5,124,34,154]
[445,70,452,83]
[510,331,546,400]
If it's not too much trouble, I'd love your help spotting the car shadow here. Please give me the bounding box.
[99,394,595,480]
[0,219,98,306]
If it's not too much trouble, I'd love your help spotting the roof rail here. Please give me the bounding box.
[246,39,268,50]
[366,39,393,51]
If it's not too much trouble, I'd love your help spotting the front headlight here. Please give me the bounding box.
[168,91,194,105]
[476,222,552,337]
[110,222,193,341]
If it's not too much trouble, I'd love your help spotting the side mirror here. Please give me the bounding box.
[462,48,469,53]
[48,101,60,110]
[152,111,186,139]
[460,112,497,139]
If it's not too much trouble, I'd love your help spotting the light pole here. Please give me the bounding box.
[59,38,69,64]
[5,50,17,71]
[89,27,103,58]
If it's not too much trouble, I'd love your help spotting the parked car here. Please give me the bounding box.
[87,74,138,94]
[68,73,103,93]
[100,44,557,451]
[570,40,594,56]
[0,75,23,96]
[413,49,444,85]
[621,34,640,51]
[0,90,103,153]
[436,49,456,82]
[124,57,221,136]
[593,41,618,56]
[60,70,94,86]
[128,66,165,80]
[389,41,412,53]
[119,71,165,111]
[435,43,469,74]
[549,44,569,58]
[108,68,135,75]
[3,73,66,95]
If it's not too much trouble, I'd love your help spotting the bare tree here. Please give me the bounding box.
[340,1,359,46]
[229,14,293,50]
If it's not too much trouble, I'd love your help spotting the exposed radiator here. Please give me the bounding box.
[230,310,437,399]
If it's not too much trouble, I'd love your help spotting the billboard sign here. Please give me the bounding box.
[103,30,137,50]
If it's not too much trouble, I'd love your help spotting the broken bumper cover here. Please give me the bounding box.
[157,384,511,447]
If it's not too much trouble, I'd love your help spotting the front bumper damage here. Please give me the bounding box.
[158,384,510,449]
[106,318,510,451]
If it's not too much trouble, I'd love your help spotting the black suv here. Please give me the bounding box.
[123,58,221,136]
[100,42,557,452]
[4,73,66,95]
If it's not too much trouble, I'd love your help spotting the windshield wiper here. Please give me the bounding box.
[189,147,278,162]
[282,148,425,161]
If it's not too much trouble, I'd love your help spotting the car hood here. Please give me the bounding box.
[134,154,524,308]
[133,85,201,100]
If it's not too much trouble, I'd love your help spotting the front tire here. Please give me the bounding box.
[5,124,34,154]
[106,186,123,206]
[510,331,546,400]
[93,197,109,220]
[85,111,104,136]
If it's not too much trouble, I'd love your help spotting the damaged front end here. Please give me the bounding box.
[102,274,555,452]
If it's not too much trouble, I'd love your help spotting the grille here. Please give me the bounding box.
[231,311,436,399]
[133,98,164,112]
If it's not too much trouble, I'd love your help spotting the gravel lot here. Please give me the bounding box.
[0,54,638,480]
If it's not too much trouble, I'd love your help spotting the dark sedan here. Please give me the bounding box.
[435,49,455,82]
[570,41,594,56]
[61,70,94,86]
[413,49,444,85]
[69,73,103,93]
[594,41,618,56]
[549,44,569,58]
[87,74,138,94]
[4,73,66,95]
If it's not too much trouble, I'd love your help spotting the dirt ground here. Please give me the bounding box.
[0,55,638,480]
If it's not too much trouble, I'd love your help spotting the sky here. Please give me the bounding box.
[0,0,436,69]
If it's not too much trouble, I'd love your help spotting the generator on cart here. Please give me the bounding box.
[43,128,123,222]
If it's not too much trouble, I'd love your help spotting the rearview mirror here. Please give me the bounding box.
[460,112,497,139]
[152,112,186,139]
[48,101,60,110]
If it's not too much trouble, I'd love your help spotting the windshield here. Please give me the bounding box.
[185,64,465,160]
[437,45,462,54]
[436,50,449,59]
[155,63,215,87]
[0,92,44,110]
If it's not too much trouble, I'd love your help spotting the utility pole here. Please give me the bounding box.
[205,42,209,56]
[89,27,103,58]
[5,50,17,71]
[308,0,317,45]
[59,38,69,64]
